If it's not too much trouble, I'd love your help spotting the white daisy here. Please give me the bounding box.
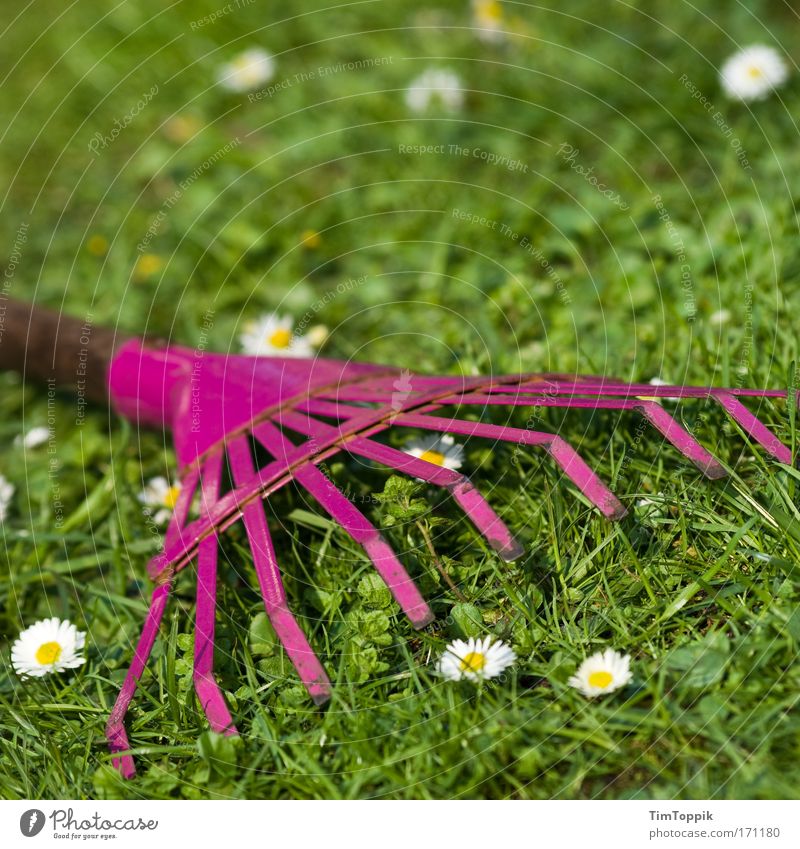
[16,426,50,449]
[404,434,464,470]
[239,313,314,358]
[720,45,789,102]
[217,47,275,93]
[438,636,516,682]
[405,68,465,112]
[139,476,181,526]
[11,617,86,678]
[568,648,633,698]
[0,473,14,522]
[472,0,506,44]
[709,308,732,326]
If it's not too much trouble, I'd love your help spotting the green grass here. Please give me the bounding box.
[1,0,800,799]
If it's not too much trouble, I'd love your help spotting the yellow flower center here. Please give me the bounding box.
[268,328,293,349]
[747,65,764,79]
[35,641,62,665]
[135,254,163,278]
[459,651,486,673]
[588,670,613,689]
[87,235,108,256]
[476,1,503,23]
[419,449,446,466]
[301,229,321,248]
[162,485,181,510]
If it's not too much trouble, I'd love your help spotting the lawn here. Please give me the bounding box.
[1,0,799,800]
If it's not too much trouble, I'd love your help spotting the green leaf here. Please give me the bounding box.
[249,612,277,657]
[664,631,731,689]
[357,573,393,609]
[451,602,484,637]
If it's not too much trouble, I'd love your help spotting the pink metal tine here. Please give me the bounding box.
[193,452,238,736]
[226,435,332,704]
[301,400,627,519]
[251,420,435,628]
[409,393,728,479]
[105,468,202,777]
[713,392,793,465]
[105,581,172,780]
[389,412,627,519]
[277,409,524,561]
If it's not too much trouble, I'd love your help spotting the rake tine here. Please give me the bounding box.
[194,536,238,733]
[227,436,332,705]
[633,400,728,478]
[106,467,204,777]
[278,410,523,561]
[428,392,728,479]
[106,580,172,779]
[391,412,627,519]
[193,452,238,735]
[252,421,435,628]
[714,392,793,465]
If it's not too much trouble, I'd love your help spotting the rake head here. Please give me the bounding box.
[101,339,796,777]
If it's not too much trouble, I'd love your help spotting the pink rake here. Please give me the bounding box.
[0,300,794,777]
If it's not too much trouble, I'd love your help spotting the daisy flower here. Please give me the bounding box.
[568,648,632,698]
[16,427,50,449]
[472,0,506,44]
[0,473,14,522]
[139,476,181,526]
[438,636,516,682]
[709,308,732,326]
[239,313,314,358]
[11,617,86,678]
[404,433,464,470]
[405,68,465,112]
[217,48,275,93]
[720,45,788,102]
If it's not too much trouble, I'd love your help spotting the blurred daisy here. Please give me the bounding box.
[0,473,13,522]
[239,313,314,358]
[438,636,516,682]
[16,427,50,449]
[405,433,464,470]
[300,229,321,249]
[162,114,203,144]
[720,45,788,101]
[305,324,329,348]
[86,234,109,256]
[405,68,465,112]
[472,0,506,43]
[569,648,632,698]
[134,253,164,281]
[139,477,181,525]
[218,48,275,92]
[709,308,732,326]
[11,617,86,678]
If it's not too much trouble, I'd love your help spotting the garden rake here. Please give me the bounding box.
[0,298,794,778]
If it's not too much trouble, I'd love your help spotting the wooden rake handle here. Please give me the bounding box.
[0,297,130,403]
